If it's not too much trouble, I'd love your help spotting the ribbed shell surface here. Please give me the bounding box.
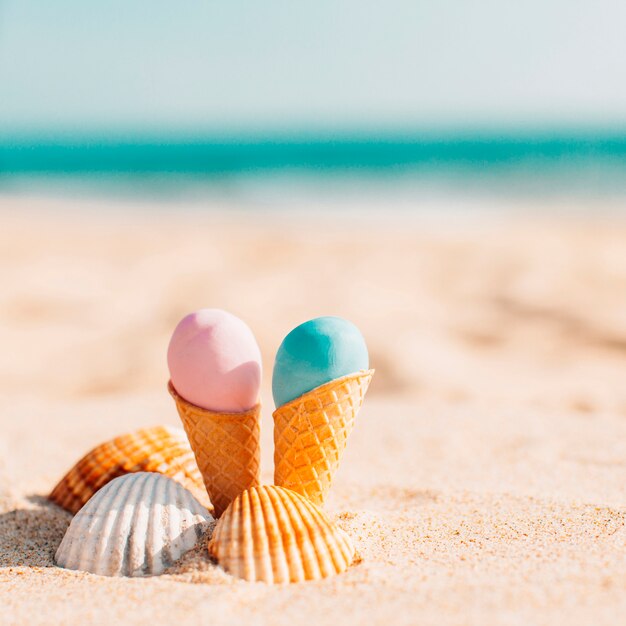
[209,485,355,583]
[49,425,210,514]
[55,472,212,577]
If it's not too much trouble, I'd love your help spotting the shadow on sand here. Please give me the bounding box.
[0,495,71,568]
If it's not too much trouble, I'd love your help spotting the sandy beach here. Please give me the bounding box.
[1,193,626,625]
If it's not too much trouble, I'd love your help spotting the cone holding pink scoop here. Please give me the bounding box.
[168,309,262,517]
[272,317,373,507]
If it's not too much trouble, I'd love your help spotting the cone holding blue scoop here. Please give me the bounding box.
[272,317,373,507]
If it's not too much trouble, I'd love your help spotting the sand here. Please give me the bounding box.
[1,193,626,625]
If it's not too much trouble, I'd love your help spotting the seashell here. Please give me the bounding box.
[209,485,355,583]
[55,472,212,577]
[49,425,210,514]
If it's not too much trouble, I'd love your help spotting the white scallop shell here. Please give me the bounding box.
[55,472,212,577]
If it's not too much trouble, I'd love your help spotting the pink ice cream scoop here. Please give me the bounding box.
[167,309,262,412]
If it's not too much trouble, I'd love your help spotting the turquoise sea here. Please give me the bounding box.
[1,132,626,199]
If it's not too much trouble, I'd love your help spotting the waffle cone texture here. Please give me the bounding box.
[273,369,374,507]
[168,381,261,517]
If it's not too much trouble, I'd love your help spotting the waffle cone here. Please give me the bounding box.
[273,369,374,507]
[168,381,261,517]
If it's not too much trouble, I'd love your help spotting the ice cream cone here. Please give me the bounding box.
[168,381,261,517]
[273,369,373,507]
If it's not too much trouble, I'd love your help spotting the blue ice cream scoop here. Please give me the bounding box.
[272,316,369,408]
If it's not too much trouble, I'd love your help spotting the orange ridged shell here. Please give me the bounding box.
[208,485,355,583]
[49,425,210,514]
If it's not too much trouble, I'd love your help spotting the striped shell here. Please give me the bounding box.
[55,472,212,577]
[209,485,355,583]
[49,425,210,514]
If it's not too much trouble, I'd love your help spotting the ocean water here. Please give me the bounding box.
[1,132,626,202]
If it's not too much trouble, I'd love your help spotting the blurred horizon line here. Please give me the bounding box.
[3,123,626,141]
[1,129,626,175]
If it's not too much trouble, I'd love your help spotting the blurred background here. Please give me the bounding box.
[1,0,625,486]
[2,0,626,199]
[2,5,626,620]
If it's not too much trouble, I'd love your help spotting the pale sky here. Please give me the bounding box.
[1,0,625,134]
